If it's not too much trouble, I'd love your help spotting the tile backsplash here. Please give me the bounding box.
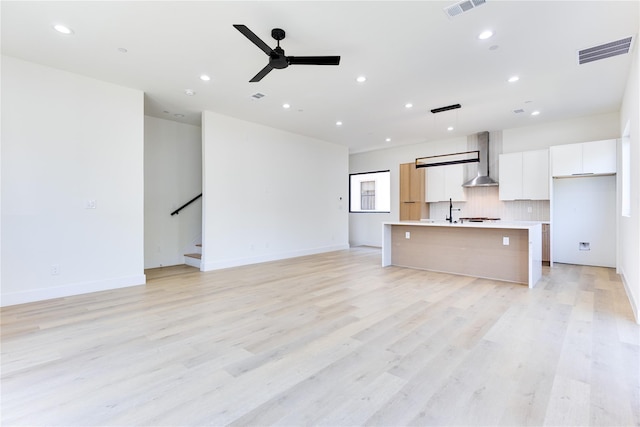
[428,186,550,222]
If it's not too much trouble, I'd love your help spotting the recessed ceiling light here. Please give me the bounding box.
[447,126,454,131]
[405,103,413,109]
[385,138,391,142]
[199,74,211,81]
[53,24,74,35]
[478,30,494,40]
[282,103,291,109]
[508,76,519,83]
[356,76,367,83]
[531,110,540,116]
[184,89,196,96]
[336,121,343,126]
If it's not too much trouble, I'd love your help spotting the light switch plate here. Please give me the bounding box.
[503,236,509,245]
[405,231,411,239]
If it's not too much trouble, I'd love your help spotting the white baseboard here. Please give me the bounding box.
[0,274,146,307]
[620,268,639,324]
[201,244,349,272]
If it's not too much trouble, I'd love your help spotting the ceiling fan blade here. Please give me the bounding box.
[249,64,274,82]
[288,56,341,66]
[233,24,274,56]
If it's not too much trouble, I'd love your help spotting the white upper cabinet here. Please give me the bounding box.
[550,144,582,176]
[426,163,466,202]
[582,140,617,175]
[499,149,549,200]
[551,139,616,177]
[499,152,523,200]
[522,149,550,200]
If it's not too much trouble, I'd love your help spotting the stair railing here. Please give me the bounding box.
[171,193,202,216]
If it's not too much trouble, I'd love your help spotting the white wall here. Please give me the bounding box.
[1,56,145,306]
[201,111,349,270]
[144,116,202,268]
[619,44,639,323]
[502,112,620,152]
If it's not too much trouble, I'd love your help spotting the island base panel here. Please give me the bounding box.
[390,225,529,285]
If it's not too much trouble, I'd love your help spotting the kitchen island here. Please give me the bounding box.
[382,220,543,288]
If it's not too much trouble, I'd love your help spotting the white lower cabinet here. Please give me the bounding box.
[426,163,466,202]
[499,149,549,200]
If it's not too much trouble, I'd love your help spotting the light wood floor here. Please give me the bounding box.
[1,247,638,426]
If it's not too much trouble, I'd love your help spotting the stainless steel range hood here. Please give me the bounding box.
[462,131,498,187]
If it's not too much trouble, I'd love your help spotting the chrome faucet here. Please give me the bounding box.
[446,198,461,223]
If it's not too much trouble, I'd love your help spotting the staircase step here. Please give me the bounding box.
[184,253,201,259]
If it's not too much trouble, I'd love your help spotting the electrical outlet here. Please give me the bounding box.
[527,206,532,213]
[51,264,60,275]
[503,237,510,246]
[405,231,411,239]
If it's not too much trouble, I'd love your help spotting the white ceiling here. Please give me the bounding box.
[2,1,638,153]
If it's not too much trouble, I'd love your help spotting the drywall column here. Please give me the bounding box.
[1,56,145,306]
[201,111,349,271]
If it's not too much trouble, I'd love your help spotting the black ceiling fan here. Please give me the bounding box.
[233,24,341,82]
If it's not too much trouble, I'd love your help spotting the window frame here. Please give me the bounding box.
[349,170,391,213]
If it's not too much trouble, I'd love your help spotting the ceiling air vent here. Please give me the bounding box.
[444,0,486,19]
[578,36,634,65]
[250,92,266,100]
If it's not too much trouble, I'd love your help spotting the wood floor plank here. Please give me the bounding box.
[1,247,638,426]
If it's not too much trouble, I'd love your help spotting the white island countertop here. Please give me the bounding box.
[383,220,544,230]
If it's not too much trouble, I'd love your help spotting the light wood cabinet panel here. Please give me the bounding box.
[399,162,428,220]
[542,223,550,263]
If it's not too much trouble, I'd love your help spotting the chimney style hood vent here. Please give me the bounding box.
[462,131,498,187]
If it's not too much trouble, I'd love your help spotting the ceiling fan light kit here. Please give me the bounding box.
[233,24,341,82]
